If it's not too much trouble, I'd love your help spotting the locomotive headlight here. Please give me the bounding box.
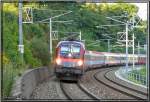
[68,53,72,57]
[77,60,83,66]
[56,58,61,65]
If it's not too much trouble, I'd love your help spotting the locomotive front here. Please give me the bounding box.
[54,41,85,80]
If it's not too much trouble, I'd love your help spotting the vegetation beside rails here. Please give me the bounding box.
[127,65,147,86]
[3,62,28,97]
[2,3,147,97]
[130,65,146,75]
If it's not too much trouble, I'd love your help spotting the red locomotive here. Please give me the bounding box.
[54,40,85,80]
[54,40,146,81]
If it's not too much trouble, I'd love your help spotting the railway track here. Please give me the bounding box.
[32,75,98,100]
[32,66,147,100]
[80,67,148,99]
[60,80,99,100]
[31,76,67,99]
[105,69,148,96]
[94,68,148,100]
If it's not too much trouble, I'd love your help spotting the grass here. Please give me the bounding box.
[131,66,146,76]
[2,62,27,97]
[127,73,146,85]
[127,65,147,86]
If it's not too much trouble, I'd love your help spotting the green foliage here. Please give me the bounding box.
[30,37,50,65]
[131,66,146,76]
[3,62,27,97]
[3,63,14,97]
[3,11,19,64]
[24,39,42,67]
[2,3,147,97]
[2,4,48,97]
[127,66,147,85]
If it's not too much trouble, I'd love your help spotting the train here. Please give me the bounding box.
[54,40,146,81]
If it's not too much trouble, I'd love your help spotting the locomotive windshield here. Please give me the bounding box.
[59,43,81,58]
[60,45,69,53]
[70,45,80,53]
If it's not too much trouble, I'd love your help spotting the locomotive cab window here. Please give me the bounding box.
[60,45,69,53]
[71,44,80,53]
[59,43,81,59]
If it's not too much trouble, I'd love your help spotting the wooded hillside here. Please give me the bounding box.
[2,2,147,97]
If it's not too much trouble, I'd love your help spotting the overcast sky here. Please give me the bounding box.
[132,3,147,21]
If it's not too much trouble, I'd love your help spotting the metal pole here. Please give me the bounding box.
[31,7,33,23]
[146,38,147,86]
[125,22,128,72]
[132,33,135,69]
[19,1,24,64]
[49,18,52,62]
[132,15,135,70]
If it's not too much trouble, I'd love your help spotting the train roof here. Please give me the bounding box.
[99,52,140,57]
[56,40,85,49]
[138,54,147,57]
[85,51,146,57]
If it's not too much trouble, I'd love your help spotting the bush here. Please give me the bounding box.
[2,62,27,97]
[30,37,50,65]
[3,63,14,97]
[24,40,42,68]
